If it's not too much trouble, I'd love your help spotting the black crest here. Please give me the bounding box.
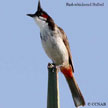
[27,0,55,30]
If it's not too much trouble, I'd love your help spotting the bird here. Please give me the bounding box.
[27,0,85,107]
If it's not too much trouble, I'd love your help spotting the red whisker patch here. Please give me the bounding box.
[42,14,48,19]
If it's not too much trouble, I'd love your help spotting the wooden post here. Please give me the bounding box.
[47,63,60,108]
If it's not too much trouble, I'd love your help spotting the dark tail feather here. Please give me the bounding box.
[65,75,85,107]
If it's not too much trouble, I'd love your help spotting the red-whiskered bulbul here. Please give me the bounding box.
[27,0,85,107]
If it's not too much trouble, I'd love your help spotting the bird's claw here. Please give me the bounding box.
[47,63,56,69]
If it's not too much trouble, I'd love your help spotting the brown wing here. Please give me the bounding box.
[58,26,74,72]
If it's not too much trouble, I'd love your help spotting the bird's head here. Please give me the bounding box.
[27,0,55,30]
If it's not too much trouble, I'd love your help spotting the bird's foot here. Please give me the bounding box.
[48,63,56,68]
[47,63,57,72]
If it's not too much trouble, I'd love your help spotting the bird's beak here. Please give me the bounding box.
[27,0,42,18]
[27,14,35,17]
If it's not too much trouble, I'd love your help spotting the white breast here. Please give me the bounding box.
[40,27,69,66]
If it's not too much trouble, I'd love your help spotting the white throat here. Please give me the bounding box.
[34,16,48,30]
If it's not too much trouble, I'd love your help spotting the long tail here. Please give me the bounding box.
[60,65,85,107]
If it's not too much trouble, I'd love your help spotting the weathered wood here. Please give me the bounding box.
[47,63,60,108]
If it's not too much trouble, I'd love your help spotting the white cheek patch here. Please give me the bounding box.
[34,17,48,29]
[39,16,47,21]
[35,17,42,23]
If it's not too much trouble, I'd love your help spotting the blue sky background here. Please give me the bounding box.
[0,0,108,108]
